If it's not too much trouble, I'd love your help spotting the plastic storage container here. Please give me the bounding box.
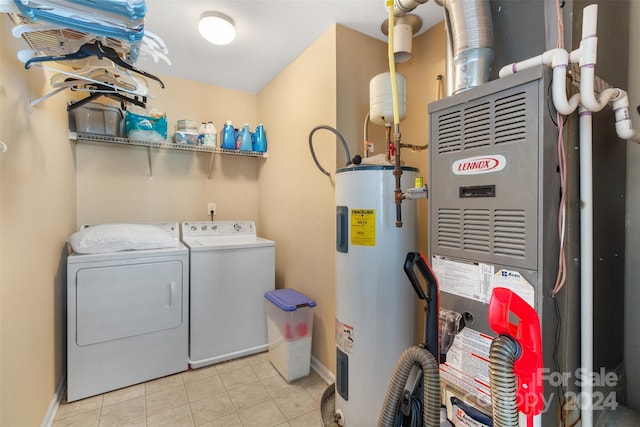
[73,102,123,136]
[265,289,316,382]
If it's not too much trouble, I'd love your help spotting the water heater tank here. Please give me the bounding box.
[369,72,406,125]
[334,165,418,426]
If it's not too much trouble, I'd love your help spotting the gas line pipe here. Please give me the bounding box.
[497,5,640,427]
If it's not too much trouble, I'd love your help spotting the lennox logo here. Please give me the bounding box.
[452,154,507,175]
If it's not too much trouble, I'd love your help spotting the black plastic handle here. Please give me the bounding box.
[403,252,440,363]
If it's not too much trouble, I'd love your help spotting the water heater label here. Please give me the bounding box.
[336,319,354,355]
[350,209,376,246]
[452,154,507,176]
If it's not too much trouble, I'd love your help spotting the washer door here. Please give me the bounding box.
[75,261,183,346]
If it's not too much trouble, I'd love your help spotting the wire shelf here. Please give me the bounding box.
[73,133,268,158]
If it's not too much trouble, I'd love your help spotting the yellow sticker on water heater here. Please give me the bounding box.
[351,209,376,246]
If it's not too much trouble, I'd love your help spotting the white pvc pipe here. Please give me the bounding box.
[612,91,640,143]
[580,66,619,113]
[577,4,616,114]
[579,107,594,427]
[499,48,580,116]
[550,49,580,115]
[499,53,546,78]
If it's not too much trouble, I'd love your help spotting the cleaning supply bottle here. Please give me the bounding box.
[204,121,217,146]
[237,124,253,151]
[222,120,236,149]
[253,124,267,152]
[198,122,207,145]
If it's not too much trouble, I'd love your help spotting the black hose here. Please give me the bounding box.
[489,335,520,427]
[308,125,352,176]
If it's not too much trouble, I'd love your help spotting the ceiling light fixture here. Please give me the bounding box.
[199,12,236,45]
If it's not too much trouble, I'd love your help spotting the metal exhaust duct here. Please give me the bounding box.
[393,0,494,95]
[437,0,494,93]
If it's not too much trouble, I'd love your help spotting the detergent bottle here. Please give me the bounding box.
[253,124,267,152]
[237,124,253,151]
[221,121,236,149]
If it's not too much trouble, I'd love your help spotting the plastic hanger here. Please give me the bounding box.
[49,56,149,96]
[25,41,165,88]
[67,84,147,112]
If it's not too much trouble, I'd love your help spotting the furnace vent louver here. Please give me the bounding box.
[493,209,526,258]
[437,111,463,153]
[461,102,491,150]
[435,91,528,154]
[463,209,491,253]
[494,92,527,145]
[438,209,462,249]
[437,208,526,259]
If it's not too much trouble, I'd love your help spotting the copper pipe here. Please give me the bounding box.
[393,124,403,227]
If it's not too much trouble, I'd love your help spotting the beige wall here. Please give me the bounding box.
[75,75,259,225]
[0,16,77,426]
[257,25,339,373]
[335,25,387,165]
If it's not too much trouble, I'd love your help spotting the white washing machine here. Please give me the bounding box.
[66,223,189,402]
[181,221,275,369]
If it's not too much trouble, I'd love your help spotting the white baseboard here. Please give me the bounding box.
[311,355,335,384]
[41,377,65,427]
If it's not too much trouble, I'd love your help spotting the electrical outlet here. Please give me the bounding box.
[207,202,216,217]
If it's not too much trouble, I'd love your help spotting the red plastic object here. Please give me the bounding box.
[488,287,543,424]
[284,323,293,340]
[296,322,308,337]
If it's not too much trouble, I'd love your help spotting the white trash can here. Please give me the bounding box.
[265,289,316,382]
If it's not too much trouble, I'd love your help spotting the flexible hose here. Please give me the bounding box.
[378,346,441,427]
[308,125,352,176]
[489,335,520,427]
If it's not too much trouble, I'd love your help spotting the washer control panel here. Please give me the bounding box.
[181,221,256,238]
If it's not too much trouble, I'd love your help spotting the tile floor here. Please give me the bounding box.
[53,352,329,427]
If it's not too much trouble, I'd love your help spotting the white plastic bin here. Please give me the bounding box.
[265,289,316,382]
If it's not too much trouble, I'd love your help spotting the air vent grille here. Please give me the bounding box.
[463,209,491,253]
[437,209,461,249]
[494,92,527,145]
[437,111,462,154]
[462,102,491,150]
[434,91,529,153]
[436,208,527,259]
[494,209,527,258]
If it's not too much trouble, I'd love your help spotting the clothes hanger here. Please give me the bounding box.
[67,85,147,112]
[25,41,165,88]
[49,56,149,96]
[53,73,145,96]
[47,64,149,97]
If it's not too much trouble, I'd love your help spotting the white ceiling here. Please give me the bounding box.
[138,0,444,94]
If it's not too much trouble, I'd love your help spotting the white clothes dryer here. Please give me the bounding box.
[181,221,275,369]
[66,223,189,402]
